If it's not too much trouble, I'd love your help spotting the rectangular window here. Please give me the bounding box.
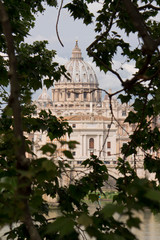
[107,152,111,156]
[122,110,126,116]
[104,161,110,164]
[84,92,87,99]
[92,92,94,100]
[75,93,79,98]
[107,142,111,148]
[67,92,71,98]
[72,124,76,128]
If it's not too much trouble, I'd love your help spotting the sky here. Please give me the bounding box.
[26,2,137,98]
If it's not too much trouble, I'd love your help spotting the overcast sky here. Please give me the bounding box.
[26,2,137,98]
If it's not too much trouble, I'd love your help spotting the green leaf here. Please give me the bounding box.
[145,190,160,202]
[101,204,124,218]
[63,150,74,159]
[107,234,126,240]
[118,94,131,103]
[46,217,74,237]
[40,143,57,154]
[127,217,141,229]
[78,214,92,227]
[88,193,99,202]
[42,160,56,172]
[68,140,79,149]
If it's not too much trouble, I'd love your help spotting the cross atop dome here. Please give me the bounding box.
[75,40,78,47]
[70,40,83,60]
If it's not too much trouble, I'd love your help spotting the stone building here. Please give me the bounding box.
[33,41,134,170]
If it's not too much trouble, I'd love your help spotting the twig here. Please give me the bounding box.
[122,54,152,89]
[87,48,124,84]
[86,0,120,51]
[56,0,64,47]
[99,109,113,158]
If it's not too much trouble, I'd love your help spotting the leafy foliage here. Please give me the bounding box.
[0,0,160,240]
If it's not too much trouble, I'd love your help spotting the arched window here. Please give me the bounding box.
[89,138,94,149]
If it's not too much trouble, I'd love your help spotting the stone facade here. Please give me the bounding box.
[33,41,142,168]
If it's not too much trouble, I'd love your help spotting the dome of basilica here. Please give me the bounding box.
[59,41,98,85]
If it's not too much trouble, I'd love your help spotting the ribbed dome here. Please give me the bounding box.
[60,41,98,84]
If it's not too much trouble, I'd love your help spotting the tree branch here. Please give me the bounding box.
[0,1,41,240]
[138,4,160,11]
[122,0,158,54]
